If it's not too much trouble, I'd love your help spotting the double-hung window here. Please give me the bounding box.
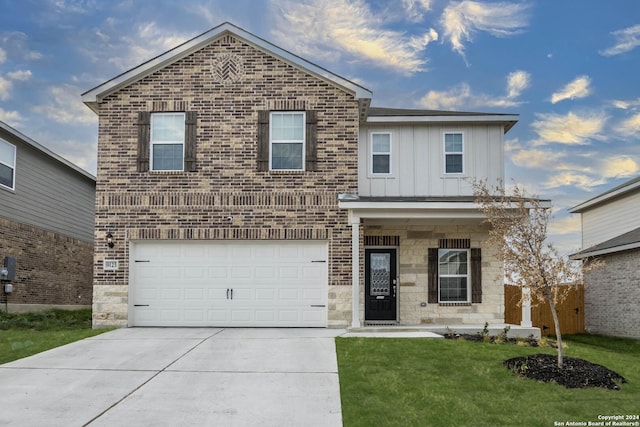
[438,249,469,303]
[150,113,185,171]
[0,138,16,190]
[371,133,391,175]
[444,132,463,174]
[270,112,305,170]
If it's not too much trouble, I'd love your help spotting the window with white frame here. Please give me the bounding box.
[0,138,16,190]
[371,133,391,174]
[438,249,469,302]
[444,132,463,174]
[270,111,305,170]
[150,113,185,171]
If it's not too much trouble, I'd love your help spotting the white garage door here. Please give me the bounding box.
[129,240,328,327]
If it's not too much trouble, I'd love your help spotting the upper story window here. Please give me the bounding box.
[444,132,464,174]
[371,133,391,175]
[150,113,185,171]
[0,138,16,190]
[270,112,305,170]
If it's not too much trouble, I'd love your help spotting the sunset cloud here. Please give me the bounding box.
[600,24,640,56]
[532,111,607,145]
[550,76,591,104]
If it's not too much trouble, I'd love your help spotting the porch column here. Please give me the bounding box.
[521,287,532,327]
[350,213,361,328]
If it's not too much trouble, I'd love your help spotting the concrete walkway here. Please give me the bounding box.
[0,328,344,427]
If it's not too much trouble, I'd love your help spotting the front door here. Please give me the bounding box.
[365,248,397,321]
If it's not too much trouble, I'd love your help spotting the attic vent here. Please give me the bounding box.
[364,236,400,246]
[212,53,245,85]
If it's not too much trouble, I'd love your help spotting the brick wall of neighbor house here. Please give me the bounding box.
[0,217,93,309]
[363,224,503,325]
[583,250,640,339]
[92,35,359,327]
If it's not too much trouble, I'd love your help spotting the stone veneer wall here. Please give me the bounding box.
[92,34,359,327]
[363,223,503,325]
[583,250,640,339]
[0,217,93,309]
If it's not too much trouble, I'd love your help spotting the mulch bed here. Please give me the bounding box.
[504,354,626,390]
[445,334,626,390]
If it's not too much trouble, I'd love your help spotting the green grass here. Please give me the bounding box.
[336,335,639,427]
[0,309,110,364]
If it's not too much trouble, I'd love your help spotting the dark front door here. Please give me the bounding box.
[365,248,397,321]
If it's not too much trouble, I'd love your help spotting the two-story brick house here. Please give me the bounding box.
[83,22,517,329]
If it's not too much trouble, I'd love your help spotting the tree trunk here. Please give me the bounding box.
[545,286,563,369]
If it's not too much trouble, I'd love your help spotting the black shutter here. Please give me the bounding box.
[428,248,438,303]
[257,111,269,171]
[305,110,318,171]
[137,112,150,172]
[184,111,197,172]
[471,248,482,303]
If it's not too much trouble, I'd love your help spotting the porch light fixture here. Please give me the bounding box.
[106,232,114,248]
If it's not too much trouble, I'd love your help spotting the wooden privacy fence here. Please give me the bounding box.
[504,284,585,335]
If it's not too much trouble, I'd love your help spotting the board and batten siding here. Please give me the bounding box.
[580,192,640,249]
[358,124,504,197]
[0,134,95,242]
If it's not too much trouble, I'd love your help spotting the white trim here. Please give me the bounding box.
[367,114,519,124]
[0,138,16,191]
[570,179,640,213]
[150,112,186,172]
[570,241,640,259]
[269,111,305,171]
[82,22,372,113]
[443,131,464,175]
[351,215,361,328]
[369,132,392,176]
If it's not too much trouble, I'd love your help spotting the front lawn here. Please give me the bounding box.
[0,309,109,364]
[336,335,639,427]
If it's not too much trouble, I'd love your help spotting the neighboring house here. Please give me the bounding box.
[83,22,518,329]
[0,120,95,312]
[570,176,640,338]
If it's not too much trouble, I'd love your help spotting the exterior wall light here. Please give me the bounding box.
[106,232,114,248]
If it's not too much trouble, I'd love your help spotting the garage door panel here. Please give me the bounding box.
[130,240,327,327]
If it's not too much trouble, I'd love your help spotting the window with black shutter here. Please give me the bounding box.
[427,240,482,304]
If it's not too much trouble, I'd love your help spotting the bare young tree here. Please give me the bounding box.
[472,179,601,368]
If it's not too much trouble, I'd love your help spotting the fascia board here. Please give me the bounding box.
[366,115,518,124]
[570,241,640,259]
[569,181,640,213]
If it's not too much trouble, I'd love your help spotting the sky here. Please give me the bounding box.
[1,0,640,255]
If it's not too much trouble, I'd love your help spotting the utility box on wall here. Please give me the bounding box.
[2,256,16,282]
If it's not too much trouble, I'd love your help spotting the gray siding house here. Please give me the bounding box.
[0,120,95,312]
[570,176,640,338]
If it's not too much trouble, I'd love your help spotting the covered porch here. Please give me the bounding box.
[339,196,537,338]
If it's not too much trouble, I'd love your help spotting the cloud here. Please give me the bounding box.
[6,70,32,81]
[531,111,607,146]
[0,107,23,124]
[544,171,604,190]
[601,156,639,178]
[609,97,640,110]
[440,0,530,60]
[0,76,10,100]
[506,70,531,99]
[402,0,433,22]
[548,215,581,236]
[32,84,97,125]
[272,0,431,74]
[419,70,529,109]
[600,24,640,56]
[618,113,640,136]
[550,75,592,104]
[0,47,5,63]
[511,147,561,169]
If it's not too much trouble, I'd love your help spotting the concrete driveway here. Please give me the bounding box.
[0,328,345,427]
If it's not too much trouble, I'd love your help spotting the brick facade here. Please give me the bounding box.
[0,217,93,310]
[583,250,640,338]
[92,35,359,326]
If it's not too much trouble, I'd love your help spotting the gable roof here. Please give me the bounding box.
[367,107,518,133]
[570,175,640,213]
[0,120,95,181]
[570,226,640,259]
[82,22,373,116]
